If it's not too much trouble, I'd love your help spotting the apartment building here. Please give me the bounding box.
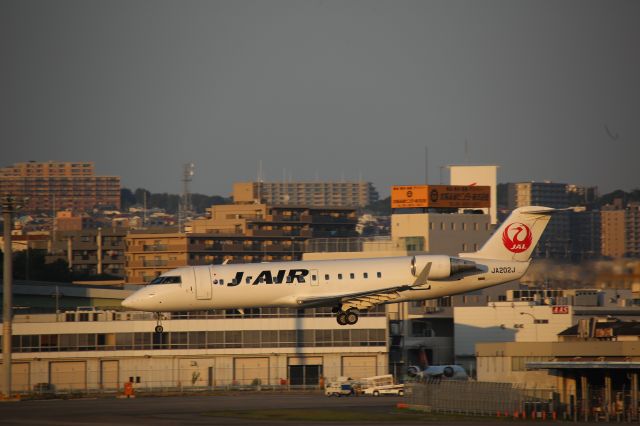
[602,207,627,258]
[233,181,379,208]
[601,202,640,258]
[47,228,127,278]
[0,161,120,212]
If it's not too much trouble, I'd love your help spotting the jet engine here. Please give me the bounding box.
[412,255,479,279]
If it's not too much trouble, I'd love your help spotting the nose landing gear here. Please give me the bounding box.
[154,313,164,333]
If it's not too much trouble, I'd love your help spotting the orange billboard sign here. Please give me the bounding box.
[391,185,490,209]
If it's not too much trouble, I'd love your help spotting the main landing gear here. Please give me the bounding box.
[154,312,163,333]
[333,306,359,326]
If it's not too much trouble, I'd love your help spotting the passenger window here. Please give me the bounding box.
[220,279,224,285]
[338,274,343,280]
[312,275,317,281]
[350,273,355,279]
[377,272,382,278]
[231,278,238,285]
[245,277,252,284]
[363,273,368,279]
[325,274,330,280]
[286,276,293,283]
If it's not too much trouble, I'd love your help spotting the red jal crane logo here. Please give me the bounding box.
[502,222,532,253]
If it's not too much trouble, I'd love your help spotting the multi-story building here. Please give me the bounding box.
[233,181,379,208]
[601,206,626,258]
[455,288,640,377]
[570,209,601,260]
[125,232,188,283]
[0,161,120,212]
[126,203,358,283]
[506,181,570,210]
[506,182,571,259]
[627,203,640,258]
[47,228,127,278]
[1,307,388,392]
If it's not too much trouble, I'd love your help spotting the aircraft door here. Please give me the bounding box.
[310,269,320,287]
[193,266,212,300]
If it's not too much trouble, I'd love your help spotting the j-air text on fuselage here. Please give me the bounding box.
[122,206,556,333]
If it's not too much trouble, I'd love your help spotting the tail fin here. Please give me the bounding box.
[461,206,557,262]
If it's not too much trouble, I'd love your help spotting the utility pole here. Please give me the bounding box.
[2,196,15,399]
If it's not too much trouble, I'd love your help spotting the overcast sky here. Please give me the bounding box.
[1,0,638,197]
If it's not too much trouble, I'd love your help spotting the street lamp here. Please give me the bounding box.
[520,312,539,342]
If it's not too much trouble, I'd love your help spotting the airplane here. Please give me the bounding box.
[407,365,469,381]
[122,206,555,332]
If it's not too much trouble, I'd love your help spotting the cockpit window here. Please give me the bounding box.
[149,276,181,285]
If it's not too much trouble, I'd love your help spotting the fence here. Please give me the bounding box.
[2,362,393,397]
[407,381,640,422]
[407,381,560,418]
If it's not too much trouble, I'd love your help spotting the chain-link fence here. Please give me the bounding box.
[407,381,560,418]
[4,363,398,397]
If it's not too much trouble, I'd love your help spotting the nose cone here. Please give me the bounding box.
[121,287,159,311]
[121,294,143,310]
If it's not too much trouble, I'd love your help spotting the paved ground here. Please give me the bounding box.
[0,392,596,425]
[0,393,400,425]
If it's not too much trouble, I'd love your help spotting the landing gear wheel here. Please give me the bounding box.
[345,310,359,325]
[336,312,348,326]
[154,312,164,333]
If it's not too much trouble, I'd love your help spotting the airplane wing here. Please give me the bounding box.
[296,262,431,311]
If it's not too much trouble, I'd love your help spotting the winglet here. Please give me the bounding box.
[412,262,431,288]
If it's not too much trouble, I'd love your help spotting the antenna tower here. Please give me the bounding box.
[179,163,195,232]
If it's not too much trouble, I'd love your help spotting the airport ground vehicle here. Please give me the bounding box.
[324,383,354,397]
[360,374,404,396]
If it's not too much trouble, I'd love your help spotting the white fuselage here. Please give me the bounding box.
[121,254,528,312]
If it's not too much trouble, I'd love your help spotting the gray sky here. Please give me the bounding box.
[1,0,639,197]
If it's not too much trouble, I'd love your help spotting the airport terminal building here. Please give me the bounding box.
[1,307,388,393]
